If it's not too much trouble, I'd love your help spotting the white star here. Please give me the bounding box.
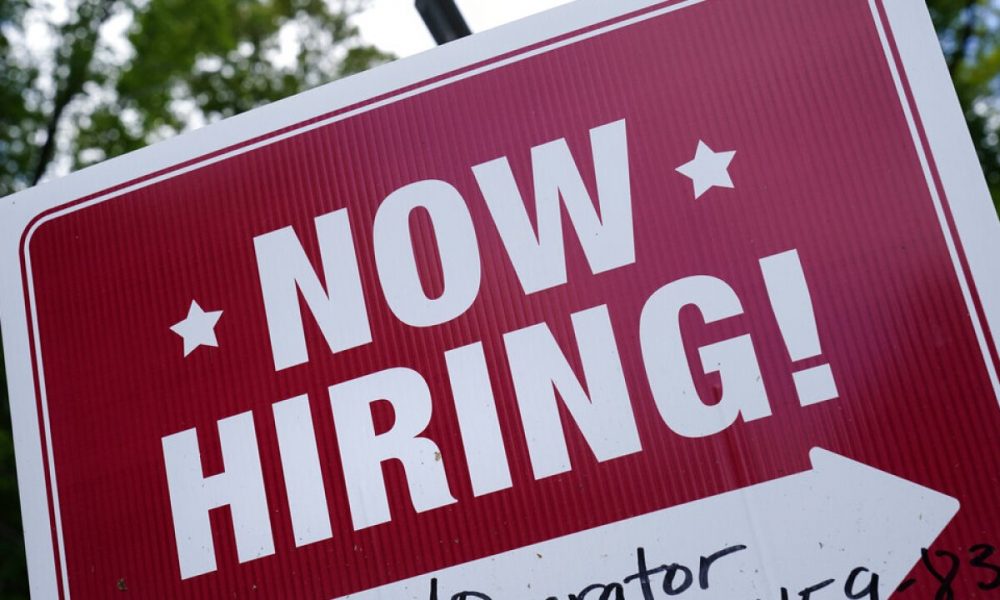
[170,300,223,357]
[676,140,737,199]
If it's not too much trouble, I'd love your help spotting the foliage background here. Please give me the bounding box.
[0,0,998,596]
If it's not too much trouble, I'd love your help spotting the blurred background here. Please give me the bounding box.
[0,0,998,596]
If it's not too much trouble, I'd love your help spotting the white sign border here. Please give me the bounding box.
[1,0,998,597]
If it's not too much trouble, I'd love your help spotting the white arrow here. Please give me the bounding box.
[339,448,958,600]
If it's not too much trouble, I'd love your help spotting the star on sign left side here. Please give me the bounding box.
[171,300,223,357]
[676,140,736,199]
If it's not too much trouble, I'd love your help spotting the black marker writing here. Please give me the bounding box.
[430,543,748,600]
[971,544,1000,591]
[844,567,879,600]
[921,548,960,600]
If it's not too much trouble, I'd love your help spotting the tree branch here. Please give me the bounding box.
[30,90,72,186]
[30,0,116,186]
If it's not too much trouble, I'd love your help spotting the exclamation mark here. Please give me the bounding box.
[759,249,838,407]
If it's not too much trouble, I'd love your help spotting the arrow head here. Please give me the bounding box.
[808,447,960,520]
[804,447,959,594]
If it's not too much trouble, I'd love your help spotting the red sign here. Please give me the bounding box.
[3,0,1000,598]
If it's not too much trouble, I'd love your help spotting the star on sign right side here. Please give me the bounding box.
[676,140,737,200]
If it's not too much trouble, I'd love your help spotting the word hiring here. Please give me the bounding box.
[161,119,840,580]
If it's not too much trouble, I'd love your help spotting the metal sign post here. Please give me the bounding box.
[416,0,472,45]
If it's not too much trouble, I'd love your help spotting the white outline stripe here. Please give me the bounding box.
[23,269,69,594]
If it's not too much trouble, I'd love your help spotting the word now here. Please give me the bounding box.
[253,119,635,372]
[161,119,839,580]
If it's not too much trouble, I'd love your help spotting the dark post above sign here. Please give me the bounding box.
[416,0,472,45]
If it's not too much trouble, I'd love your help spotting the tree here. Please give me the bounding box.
[929,0,1000,210]
[0,0,38,195]
[0,0,391,197]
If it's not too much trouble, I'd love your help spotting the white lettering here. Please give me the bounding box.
[330,368,457,530]
[472,119,634,295]
[254,209,371,372]
[161,412,274,579]
[503,305,641,479]
[640,276,771,438]
[373,180,482,327]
